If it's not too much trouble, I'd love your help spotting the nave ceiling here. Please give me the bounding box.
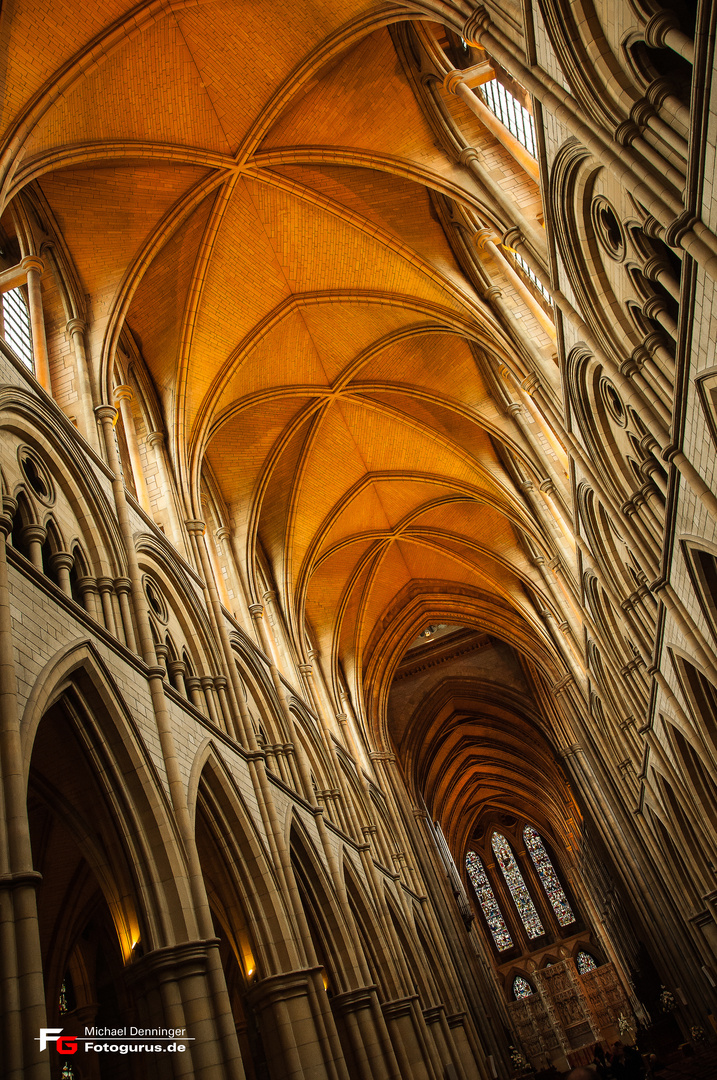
[0,0,572,834]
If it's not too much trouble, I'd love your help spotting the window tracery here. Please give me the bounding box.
[491,832,544,938]
[523,826,576,927]
[465,851,513,951]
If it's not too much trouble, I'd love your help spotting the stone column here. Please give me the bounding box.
[185,520,241,742]
[96,576,118,636]
[332,986,402,1080]
[95,406,245,1079]
[185,675,206,714]
[114,576,138,652]
[125,938,246,1079]
[443,71,540,182]
[447,1013,483,1080]
[114,385,152,514]
[66,318,100,452]
[75,575,101,621]
[146,430,186,554]
[247,967,350,1080]
[481,234,556,340]
[381,997,436,1080]
[0,496,50,1079]
[200,676,222,729]
[423,1005,468,1080]
[21,524,45,572]
[643,9,694,64]
[49,550,73,596]
[212,675,233,732]
[168,659,188,697]
[24,256,51,394]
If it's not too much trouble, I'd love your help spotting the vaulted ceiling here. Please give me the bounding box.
[1,0,577,840]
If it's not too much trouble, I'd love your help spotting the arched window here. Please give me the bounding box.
[465,851,513,951]
[3,287,33,370]
[492,832,544,939]
[513,975,534,999]
[576,950,598,974]
[523,826,576,927]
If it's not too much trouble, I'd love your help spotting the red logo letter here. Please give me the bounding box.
[57,1036,77,1054]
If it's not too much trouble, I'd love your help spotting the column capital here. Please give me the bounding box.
[75,575,98,593]
[22,523,46,545]
[462,6,490,44]
[96,575,114,592]
[458,146,481,169]
[248,602,264,618]
[216,525,231,540]
[643,9,681,48]
[95,404,117,423]
[443,69,465,95]
[49,550,73,573]
[0,495,17,537]
[473,227,500,251]
[184,519,206,535]
[66,317,87,336]
[502,225,523,250]
[552,673,575,694]
[114,576,132,594]
[21,254,45,276]
[615,119,640,146]
[113,384,134,404]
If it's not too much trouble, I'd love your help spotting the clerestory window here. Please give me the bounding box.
[479,79,537,157]
[2,287,33,371]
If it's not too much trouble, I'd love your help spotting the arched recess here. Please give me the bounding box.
[289,820,357,997]
[669,648,717,760]
[0,387,126,579]
[662,717,717,834]
[193,751,299,1080]
[24,644,195,1060]
[343,857,400,1001]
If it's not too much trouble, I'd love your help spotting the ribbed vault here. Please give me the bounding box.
[387,629,580,860]
[0,0,570,780]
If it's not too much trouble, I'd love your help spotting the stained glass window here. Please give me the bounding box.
[61,1064,76,1080]
[523,826,576,927]
[59,978,69,1014]
[466,851,513,951]
[491,832,544,938]
[513,975,534,999]
[576,950,598,974]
